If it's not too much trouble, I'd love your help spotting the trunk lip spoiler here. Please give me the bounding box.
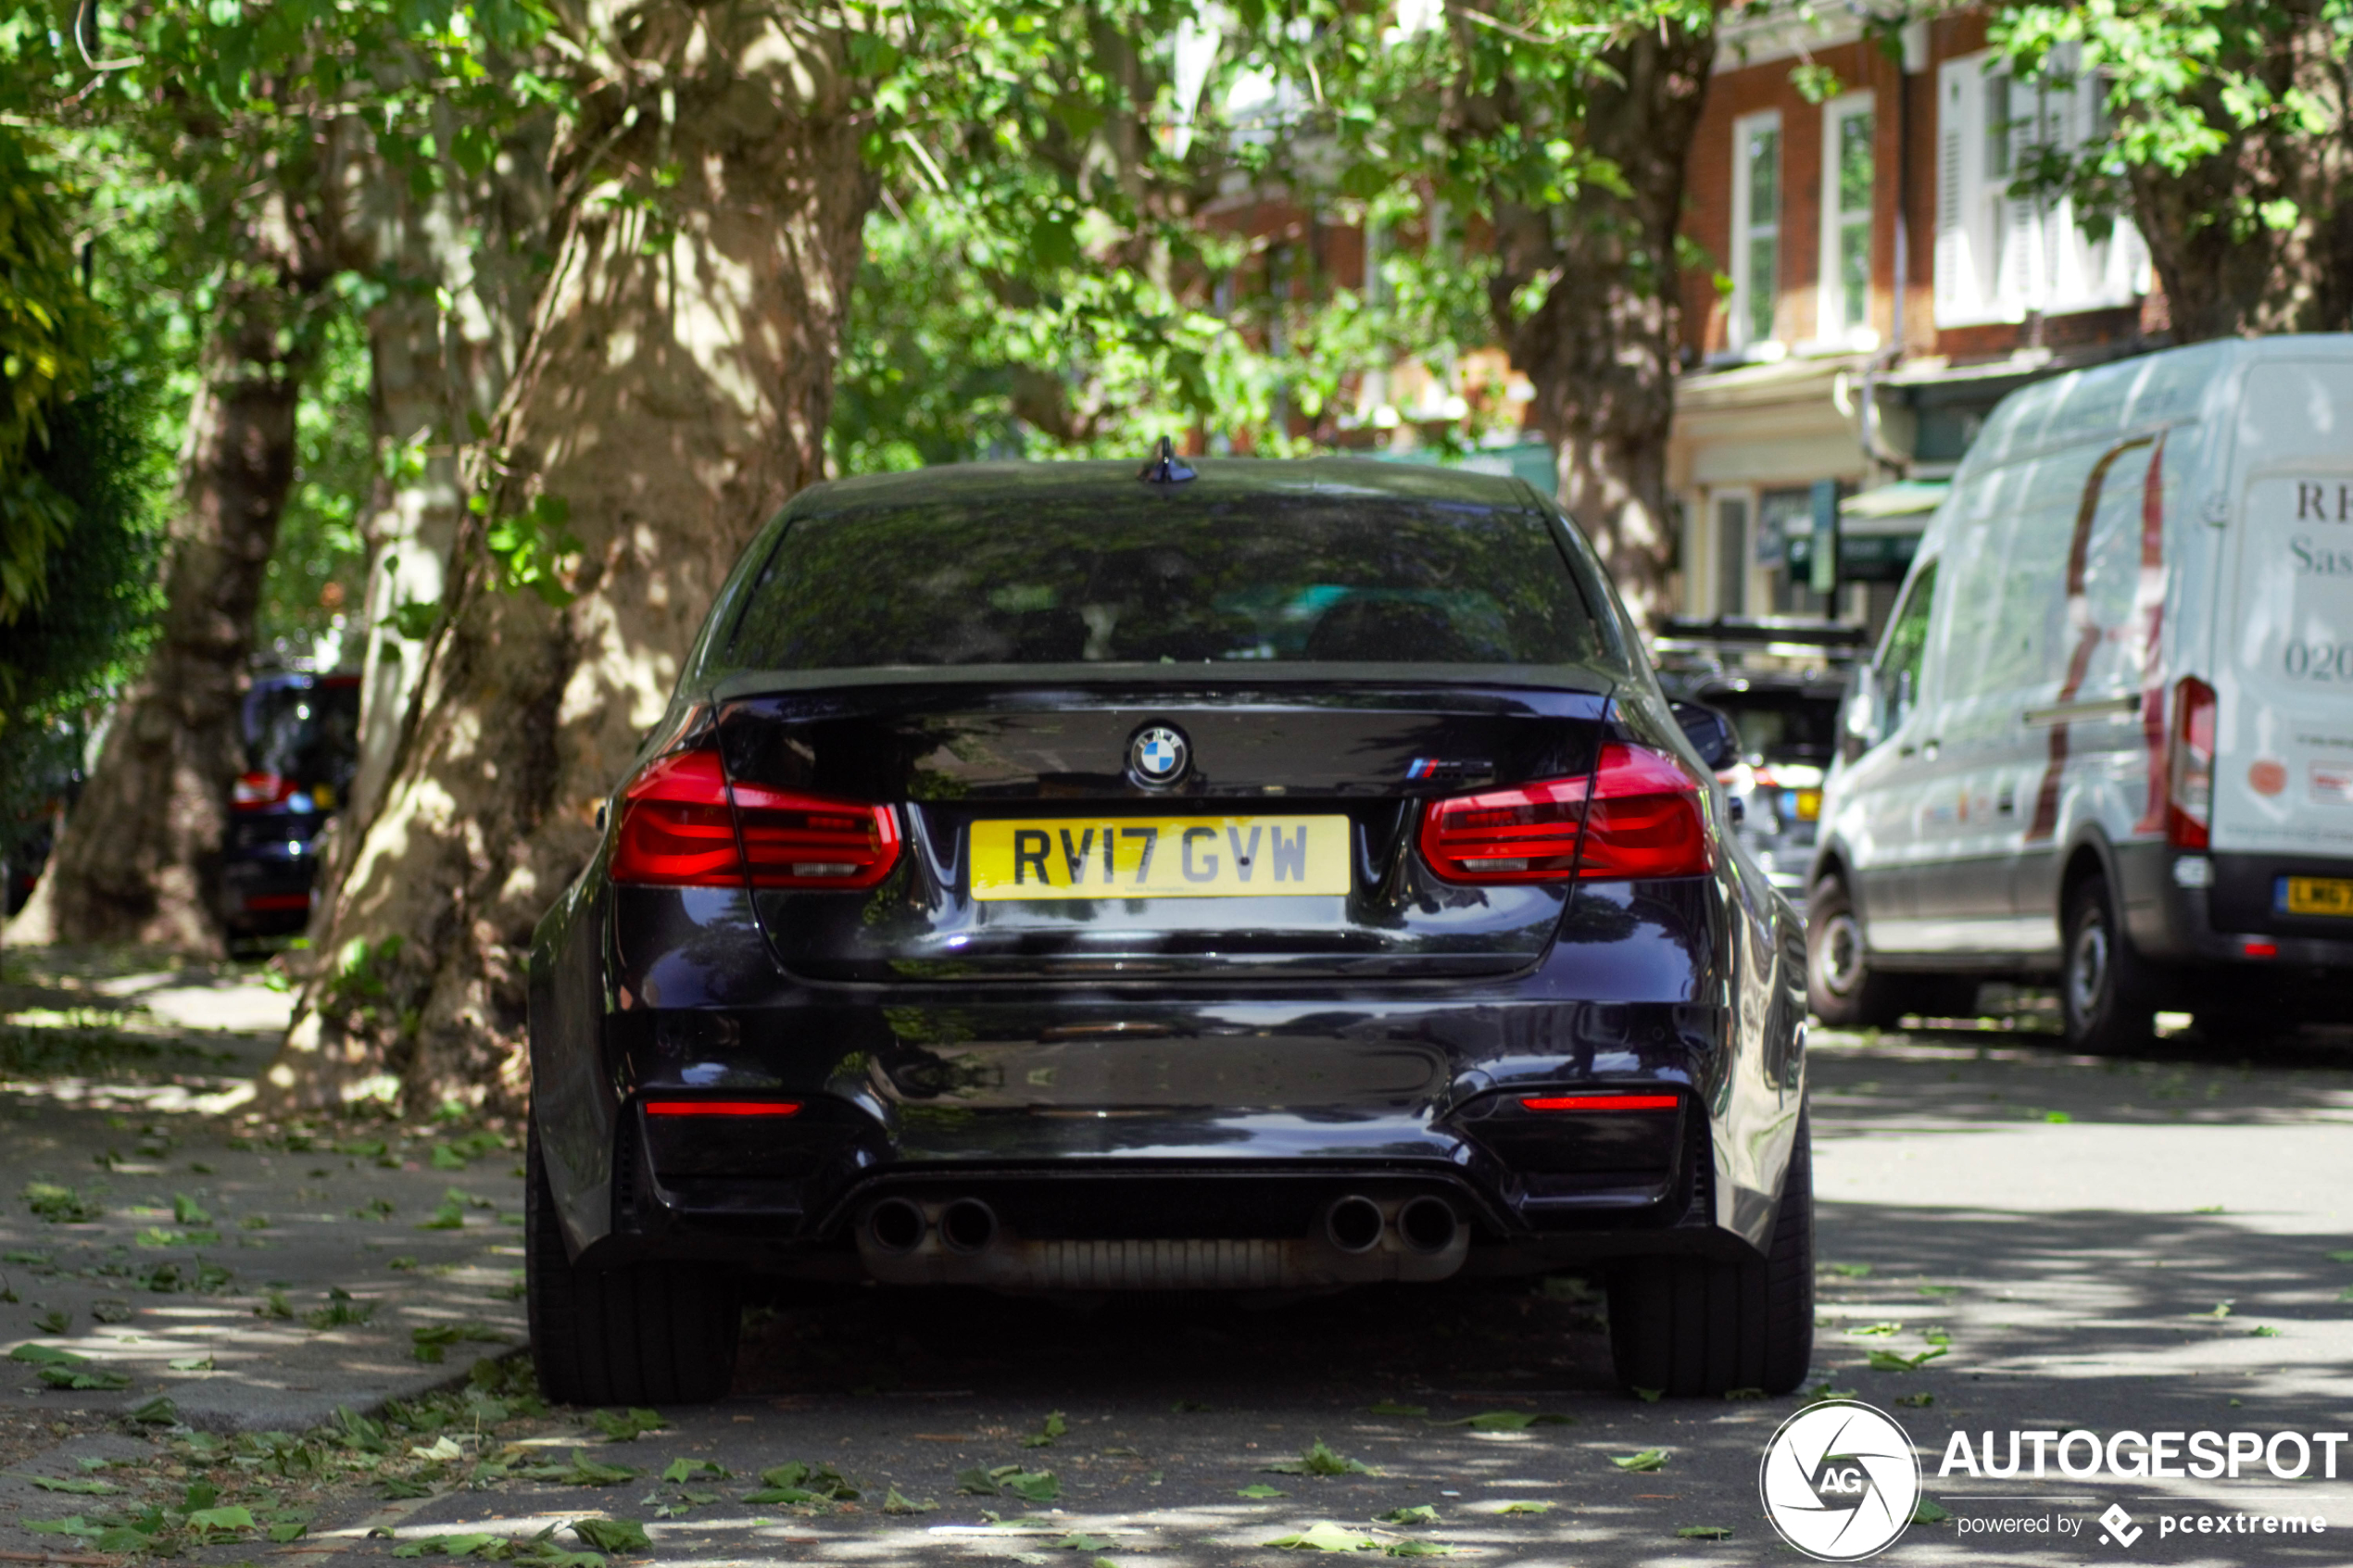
[710,662,1623,704]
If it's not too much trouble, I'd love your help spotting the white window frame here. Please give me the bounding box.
[1934,46,2151,328]
[1730,110,1784,354]
[1818,92,1879,350]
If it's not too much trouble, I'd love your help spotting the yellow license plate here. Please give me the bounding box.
[2284,876,2353,917]
[969,815,1352,901]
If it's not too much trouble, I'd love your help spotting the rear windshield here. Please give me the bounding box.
[1709,690,1840,764]
[243,682,360,782]
[725,498,1603,670]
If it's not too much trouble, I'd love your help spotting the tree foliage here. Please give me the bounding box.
[1994,0,2353,337]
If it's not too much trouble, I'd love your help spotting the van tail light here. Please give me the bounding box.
[609,748,900,890]
[233,771,294,810]
[1419,743,1710,884]
[2166,677,2215,849]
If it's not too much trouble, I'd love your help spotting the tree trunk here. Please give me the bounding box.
[267,4,875,1113]
[328,107,551,895]
[1482,22,1714,629]
[2123,15,2353,340]
[6,286,310,952]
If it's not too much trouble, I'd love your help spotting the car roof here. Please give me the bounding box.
[793,457,1539,517]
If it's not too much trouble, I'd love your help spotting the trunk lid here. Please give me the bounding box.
[712,676,1611,982]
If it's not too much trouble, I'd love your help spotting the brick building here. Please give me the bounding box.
[1669,5,2161,626]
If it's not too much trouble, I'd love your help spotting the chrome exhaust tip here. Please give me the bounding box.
[940,1198,999,1256]
[1397,1195,1459,1255]
[1325,1195,1384,1254]
[865,1197,926,1255]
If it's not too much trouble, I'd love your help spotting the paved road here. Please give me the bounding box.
[8,959,2353,1564]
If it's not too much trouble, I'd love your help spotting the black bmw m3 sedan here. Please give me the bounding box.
[525,455,1813,1405]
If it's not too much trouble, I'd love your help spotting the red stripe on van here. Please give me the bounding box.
[2133,435,2173,834]
[2027,433,2159,844]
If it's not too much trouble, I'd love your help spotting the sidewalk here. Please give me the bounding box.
[0,951,525,1436]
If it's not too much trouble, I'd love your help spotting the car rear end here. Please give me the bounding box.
[2163,347,2353,1014]
[218,674,360,939]
[526,458,1811,1402]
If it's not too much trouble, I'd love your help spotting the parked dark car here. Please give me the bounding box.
[525,457,1812,1405]
[220,672,360,941]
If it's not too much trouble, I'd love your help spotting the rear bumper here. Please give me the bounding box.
[573,997,1750,1278]
[2121,844,2353,991]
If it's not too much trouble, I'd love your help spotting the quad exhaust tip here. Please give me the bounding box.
[940,1198,999,1255]
[1325,1195,1384,1254]
[1398,1195,1459,1254]
[866,1197,926,1255]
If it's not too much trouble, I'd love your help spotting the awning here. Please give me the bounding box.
[1839,479,1948,533]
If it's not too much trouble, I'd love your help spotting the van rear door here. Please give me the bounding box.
[2214,358,2353,864]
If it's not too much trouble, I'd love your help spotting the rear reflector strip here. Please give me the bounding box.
[1521,1094,1681,1112]
[642,1100,803,1118]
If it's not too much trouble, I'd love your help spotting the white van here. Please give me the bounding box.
[1808,337,2353,1050]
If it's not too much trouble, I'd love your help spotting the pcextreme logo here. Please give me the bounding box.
[1759,1400,1923,1562]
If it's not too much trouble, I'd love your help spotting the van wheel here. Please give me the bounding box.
[2061,875,2155,1055]
[1607,1113,1813,1398]
[526,1118,741,1405]
[1806,875,1906,1027]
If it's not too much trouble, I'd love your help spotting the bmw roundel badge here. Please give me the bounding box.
[1128,724,1190,787]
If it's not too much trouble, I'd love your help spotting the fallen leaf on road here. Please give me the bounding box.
[1499,1501,1551,1515]
[1023,1410,1069,1449]
[1895,1393,1933,1408]
[1612,1449,1667,1473]
[1912,1499,1951,1525]
[1053,1533,1115,1550]
[1265,1522,1379,1551]
[590,1408,667,1441]
[882,1486,936,1514]
[1676,1524,1731,1539]
[661,1457,729,1483]
[1630,1386,1663,1403]
[1374,1505,1438,1524]
[570,1517,651,1552]
[1866,1348,1945,1372]
[1434,1411,1571,1431]
[1238,1484,1288,1499]
[1262,1439,1376,1476]
[1386,1541,1453,1557]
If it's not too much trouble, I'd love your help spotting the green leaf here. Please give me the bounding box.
[590,1408,667,1441]
[270,1521,309,1541]
[1374,1504,1439,1524]
[1265,1522,1379,1550]
[1022,1409,1069,1448]
[1364,1400,1428,1417]
[1432,1411,1572,1431]
[1866,1348,1947,1372]
[1499,1500,1552,1514]
[185,1504,257,1532]
[516,1449,638,1486]
[1262,1438,1376,1476]
[172,1192,212,1224]
[1386,1543,1453,1558]
[1912,1498,1952,1525]
[1611,1449,1667,1473]
[1896,1392,1934,1408]
[570,1517,650,1551]
[1237,1483,1288,1499]
[881,1486,936,1514]
[1053,1533,1115,1550]
[1631,1386,1663,1403]
[1821,1262,1871,1278]
[1676,1524,1732,1538]
[29,1475,120,1494]
[661,1457,728,1484]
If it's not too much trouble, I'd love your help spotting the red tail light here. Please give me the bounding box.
[643,1099,802,1117]
[2166,677,2215,849]
[233,771,294,810]
[1522,1093,1681,1112]
[610,749,900,890]
[1418,743,1710,884]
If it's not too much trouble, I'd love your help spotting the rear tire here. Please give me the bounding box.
[1607,1113,1814,1398]
[2060,874,2155,1056]
[527,1117,741,1405]
[1806,875,1906,1028]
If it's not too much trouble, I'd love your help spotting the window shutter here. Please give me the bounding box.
[1934,59,1981,324]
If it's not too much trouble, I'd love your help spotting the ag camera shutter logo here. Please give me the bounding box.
[1759,1400,1922,1561]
